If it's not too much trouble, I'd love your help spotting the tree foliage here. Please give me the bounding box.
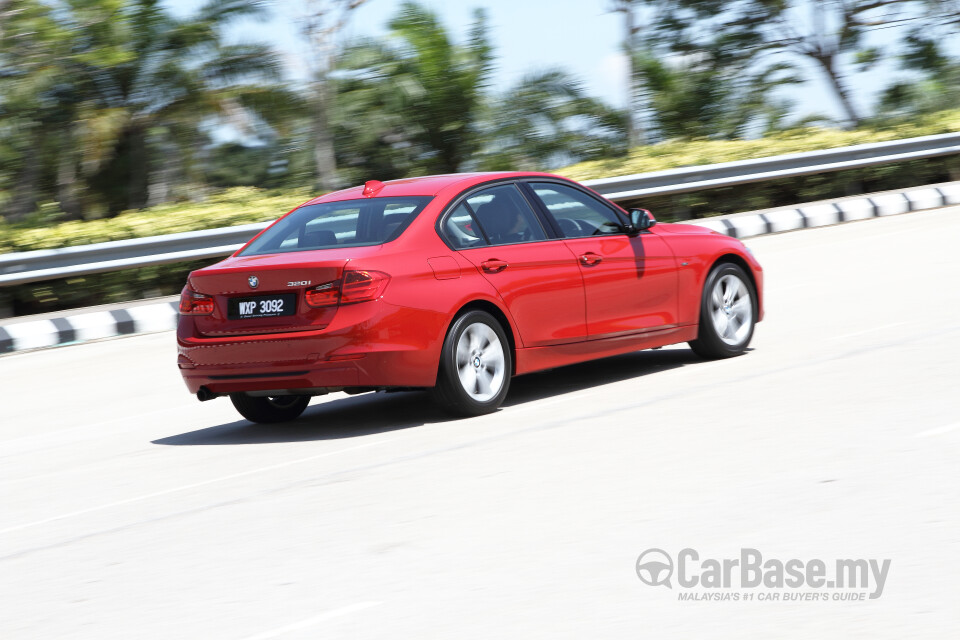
[0,0,958,226]
[875,21,960,119]
[333,2,628,180]
[334,2,494,178]
[476,70,627,170]
[642,0,960,129]
[0,0,297,220]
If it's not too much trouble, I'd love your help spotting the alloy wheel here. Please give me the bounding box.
[710,274,754,346]
[455,322,506,402]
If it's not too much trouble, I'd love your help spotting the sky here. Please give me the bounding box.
[163,0,926,128]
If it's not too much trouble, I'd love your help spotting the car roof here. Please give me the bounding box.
[302,171,562,205]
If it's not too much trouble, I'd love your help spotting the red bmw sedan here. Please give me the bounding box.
[177,172,763,422]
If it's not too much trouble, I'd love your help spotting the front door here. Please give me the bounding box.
[525,181,679,339]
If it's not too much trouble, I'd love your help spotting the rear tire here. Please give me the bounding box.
[688,263,757,359]
[230,393,310,424]
[431,310,512,417]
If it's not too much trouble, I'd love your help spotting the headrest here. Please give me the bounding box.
[299,228,337,248]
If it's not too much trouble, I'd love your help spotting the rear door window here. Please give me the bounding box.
[443,203,487,249]
[465,184,546,246]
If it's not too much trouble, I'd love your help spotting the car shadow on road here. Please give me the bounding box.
[152,347,703,446]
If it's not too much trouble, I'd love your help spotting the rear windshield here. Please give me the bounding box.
[239,196,432,256]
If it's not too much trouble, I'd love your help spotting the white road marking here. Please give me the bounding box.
[0,438,397,535]
[239,602,382,640]
[828,322,906,341]
[916,423,960,438]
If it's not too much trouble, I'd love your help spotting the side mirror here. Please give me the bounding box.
[629,209,657,232]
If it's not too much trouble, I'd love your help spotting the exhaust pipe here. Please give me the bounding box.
[196,386,220,402]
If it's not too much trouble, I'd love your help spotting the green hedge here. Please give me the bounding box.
[2,110,959,316]
[559,109,960,182]
[0,187,312,254]
[4,109,958,254]
[0,188,313,315]
[559,109,960,221]
[604,155,959,221]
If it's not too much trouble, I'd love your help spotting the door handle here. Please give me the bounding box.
[481,259,508,273]
[579,252,602,266]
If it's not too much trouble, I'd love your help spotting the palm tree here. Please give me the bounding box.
[632,49,798,140]
[334,3,627,178]
[475,70,627,171]
[875,29,960,121]
[1,0,296,219]
[335,2,493,176]
[86,0,294,212]
[0,0,86,219]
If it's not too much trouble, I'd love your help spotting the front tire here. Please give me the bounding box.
[230,394,310,424]
[688,263,757,359]
[431,310,512,416]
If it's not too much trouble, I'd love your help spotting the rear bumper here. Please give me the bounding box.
[179,353,404,395]
[177,301,446,394]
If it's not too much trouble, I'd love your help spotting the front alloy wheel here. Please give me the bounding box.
[689,263,757,358]
[710,273,753,346]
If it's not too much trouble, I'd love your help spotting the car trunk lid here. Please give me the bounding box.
[188,251,357,336]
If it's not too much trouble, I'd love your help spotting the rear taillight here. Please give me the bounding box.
[179,286,214,315]
[304,281,340,308]
[304,270,390,308]
[341,270,390,303]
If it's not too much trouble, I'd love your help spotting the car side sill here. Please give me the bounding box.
[514,324,698,376]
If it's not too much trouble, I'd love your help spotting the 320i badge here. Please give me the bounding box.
[177,172,763,423]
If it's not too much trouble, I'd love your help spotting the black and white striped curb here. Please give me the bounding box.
[1,181,958,355]
[688,181,960,238]
[0,300,179,354]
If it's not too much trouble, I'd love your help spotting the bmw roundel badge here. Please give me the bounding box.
[248,275,259,289]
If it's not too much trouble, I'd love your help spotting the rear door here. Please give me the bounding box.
[524,181,679,339]
[444,183,587,347]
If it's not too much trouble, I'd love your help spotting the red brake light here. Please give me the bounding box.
[179,287,214,315]
[304,270,390,308]
[341,270,390,304]
[305,281,340,308]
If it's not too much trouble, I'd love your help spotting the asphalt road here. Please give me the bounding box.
[2,208,959,638]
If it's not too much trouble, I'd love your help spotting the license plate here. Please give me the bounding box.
[228,293,297,319]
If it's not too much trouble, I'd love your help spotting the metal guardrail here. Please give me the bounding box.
[2,131,959,287]
[0,222,269,286]
[581,131,960,199]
